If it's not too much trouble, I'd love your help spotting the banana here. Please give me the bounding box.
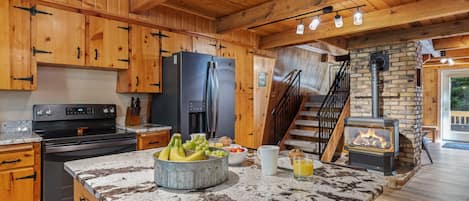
[169,138,186,162]
[185,150,206,161]
[158,134,177,160]
[158,147,171,160]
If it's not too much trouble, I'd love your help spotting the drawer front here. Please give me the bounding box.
[0,144,34,171]
[137,131,170,150]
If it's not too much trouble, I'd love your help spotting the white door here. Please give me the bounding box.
[441,69,469,142]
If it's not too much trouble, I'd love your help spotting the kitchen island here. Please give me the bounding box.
[65,148,385,201]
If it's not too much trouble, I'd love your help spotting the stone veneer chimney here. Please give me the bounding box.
[349,41,423,168]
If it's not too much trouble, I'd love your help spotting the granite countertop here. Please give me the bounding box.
[65,148,385,201]
[117,124,172,134]
[0,131,42,146]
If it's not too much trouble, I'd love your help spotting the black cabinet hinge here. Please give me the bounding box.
[150,83,160,87]
[219,44,226,49]
[32,47,52,56]
[14,5,52,16]
[16,172,36,181]
[13,75,34,85]
[209,43,217,47]
[160,49,169,54]
[117,26,131,31]
[151,31,169,39]
[118,59,130,63]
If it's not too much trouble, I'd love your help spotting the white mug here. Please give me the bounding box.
[257,145,280,176]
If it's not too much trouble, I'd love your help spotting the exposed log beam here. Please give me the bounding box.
[260,0,469,49]
[347,18,469,49]
[216,0,343,33]
[130,0,168,13]
[433,35,469,50]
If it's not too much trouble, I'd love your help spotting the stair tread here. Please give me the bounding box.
[289,129,318,138]
[304,102,343,108]
[284,139,322,153]
[299,111,341,117]
[295,120,319,127]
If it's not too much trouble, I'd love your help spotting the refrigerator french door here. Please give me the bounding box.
[152,52,235,141]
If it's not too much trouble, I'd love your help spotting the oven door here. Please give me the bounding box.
[42,137,136,201]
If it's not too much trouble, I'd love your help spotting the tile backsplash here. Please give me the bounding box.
[0,67,149,125]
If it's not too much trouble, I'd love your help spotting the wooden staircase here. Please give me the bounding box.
[280,95,340,154]
[278,59,350,162]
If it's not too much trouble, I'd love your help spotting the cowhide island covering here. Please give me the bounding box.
[64,148,385,201]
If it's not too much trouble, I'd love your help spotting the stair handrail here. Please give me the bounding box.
[272,69,302,143]
[317,59,351,157]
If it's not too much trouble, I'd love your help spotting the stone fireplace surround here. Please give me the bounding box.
[348,41,423,186]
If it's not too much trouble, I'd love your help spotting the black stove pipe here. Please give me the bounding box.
[370,61,379,118]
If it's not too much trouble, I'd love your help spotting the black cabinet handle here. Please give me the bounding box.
[136,76,139,87]
[148,141,160,145]
[79,197,86,201]
[77,47,81,59]
[15,172,36,180]
[150,83,160,87]
[94,49,98,60]
[1,159,21,165]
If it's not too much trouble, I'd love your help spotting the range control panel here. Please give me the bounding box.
[33,104,117,121]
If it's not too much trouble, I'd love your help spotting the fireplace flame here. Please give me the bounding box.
[352,129,388,149]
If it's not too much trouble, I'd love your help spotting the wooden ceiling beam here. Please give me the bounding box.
[347,18,469,49]
[424,58,469,67]
[259,0,469,49]
[433,35,469,50]
[216,0,343,33]
[130,0,168,13]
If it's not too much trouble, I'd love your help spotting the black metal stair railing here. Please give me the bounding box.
[317,59,350,157]
[272,70,302,144]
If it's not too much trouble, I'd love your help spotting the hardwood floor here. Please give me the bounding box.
[376,142,469,201]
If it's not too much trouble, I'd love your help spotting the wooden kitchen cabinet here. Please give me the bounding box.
[86,16,129,69]
[41,0,83,7]
[137,130,170,150]
[0,143,41,201]
[160,30,193,57]
[192,36,218,56]
[35,5,85,66]
[83,0,129,16]
[0,0,36,91]
[218,42,254,93]
[117,25,161,93]
[74,179,98,201]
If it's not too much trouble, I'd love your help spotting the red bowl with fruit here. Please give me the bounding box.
[224,145,248,165]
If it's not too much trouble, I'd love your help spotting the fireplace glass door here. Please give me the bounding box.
[345,127,393,152]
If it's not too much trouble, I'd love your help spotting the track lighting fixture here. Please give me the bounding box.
[334,12,343,28]
[296,20,305,35]
[309,16,320,30]
[440,58,448,64]
[354,8,363,25]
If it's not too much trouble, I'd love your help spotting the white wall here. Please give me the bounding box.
[0,67,149,125]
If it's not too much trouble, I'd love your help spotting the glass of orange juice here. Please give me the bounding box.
[293,156,314,180]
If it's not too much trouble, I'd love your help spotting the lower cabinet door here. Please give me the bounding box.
[0,167,34,201]
[74,179,98,201]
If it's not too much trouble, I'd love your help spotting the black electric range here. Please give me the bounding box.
[32,104,136,201]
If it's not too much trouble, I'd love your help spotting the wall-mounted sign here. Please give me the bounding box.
[258,72,267,87]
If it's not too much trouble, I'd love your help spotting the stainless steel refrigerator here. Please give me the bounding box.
[152,52,235,141]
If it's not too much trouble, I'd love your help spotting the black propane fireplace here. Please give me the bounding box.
[344,51,399,176]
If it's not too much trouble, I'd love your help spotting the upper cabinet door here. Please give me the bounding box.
[86,16,129,69]
[160,31,192,57]
[0,0,35,91]
[192,36,217,56]
[117,25,160,93]
[41,0,82,7]
[219,42,254,93]
[35,6,85,66]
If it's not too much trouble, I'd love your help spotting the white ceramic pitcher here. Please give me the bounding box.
[257,145,280,176]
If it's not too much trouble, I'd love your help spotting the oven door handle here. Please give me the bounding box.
[45,139,137,153]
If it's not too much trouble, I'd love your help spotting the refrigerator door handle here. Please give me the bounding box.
[212,62,220,138]
[205,61,214,134]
